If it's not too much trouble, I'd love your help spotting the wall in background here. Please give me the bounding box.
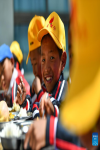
[0,0,13,46]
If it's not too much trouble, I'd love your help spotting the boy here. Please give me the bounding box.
[26,15,46,104]
[10,41,23,73]
[0,44,31,110]
[16,15,46,113]
[32,11,67,118]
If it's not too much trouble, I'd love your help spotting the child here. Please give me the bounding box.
[10,41,24,74]
[26,15,46,104]
[16,15,46,112]
[0,44,31,110]
[32,12,68,118]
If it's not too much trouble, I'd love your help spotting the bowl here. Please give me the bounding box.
[1,137,21,150]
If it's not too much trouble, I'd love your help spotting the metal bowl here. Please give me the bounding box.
[1,137,21,150]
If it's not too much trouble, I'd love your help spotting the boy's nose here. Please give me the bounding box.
[44,63,51,72]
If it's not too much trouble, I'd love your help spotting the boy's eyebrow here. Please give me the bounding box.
[32,58,36,61]
[41,50,54,56]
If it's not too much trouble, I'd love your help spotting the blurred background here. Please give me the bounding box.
[0,0,70,85]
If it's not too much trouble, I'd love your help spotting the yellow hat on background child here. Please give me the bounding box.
[26,15,45,64]
[38,12,66,51]
[10,41,23,64]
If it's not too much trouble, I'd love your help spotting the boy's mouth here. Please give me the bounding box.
[45,76,53,83]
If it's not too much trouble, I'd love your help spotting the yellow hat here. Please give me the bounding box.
[38,12,66,51]
[26,15,45,64]
[60,0,100,135]
[10,41,23,64]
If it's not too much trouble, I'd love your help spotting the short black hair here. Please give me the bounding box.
[41,34,63,59]
[0,59,5,66]
[13,54,21,69]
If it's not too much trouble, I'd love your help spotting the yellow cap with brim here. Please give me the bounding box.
[10,41,23,64]
[38,12,66,51]
[60,0,100,135]
[26,15,45,64]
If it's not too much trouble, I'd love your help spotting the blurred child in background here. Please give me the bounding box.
[10,41,24,74]
[26,15,46,104]
[0,44,31,110]
[16,15,46,113]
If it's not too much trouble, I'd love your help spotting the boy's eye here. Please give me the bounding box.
[42,59,45,62]
[50,56,54,60]
[34,63,37,66]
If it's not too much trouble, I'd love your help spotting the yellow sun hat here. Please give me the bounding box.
[38,12,66,51]
[26,15,45,64]
[10,41,23,64]
[60,0,100,135]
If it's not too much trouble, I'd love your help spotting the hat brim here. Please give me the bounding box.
[38,27,63,50]
[0,55,13,63]
[26,53,29,64]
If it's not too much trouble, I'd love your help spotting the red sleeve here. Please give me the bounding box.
[46,116,86,150]
[37,89,45,102]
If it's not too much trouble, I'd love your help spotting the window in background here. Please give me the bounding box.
[14,0,46,12]
[48,0,69,13]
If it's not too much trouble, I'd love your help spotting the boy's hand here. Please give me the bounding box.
[32,76,42,94]
[16,77,26,105]
[39,92,54,117]
[24,118,46,150]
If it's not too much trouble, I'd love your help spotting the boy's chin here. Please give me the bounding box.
[46,86,53,93]
[2,86,8,91]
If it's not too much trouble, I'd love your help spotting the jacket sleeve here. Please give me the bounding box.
[49,96,60,117]
[46,116,86,150]
[20,94,32,112]
[32,102,40,119]
[37,89,45,102]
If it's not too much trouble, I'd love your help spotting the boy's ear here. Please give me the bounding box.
[61,51,67,71]
[10,58,14,67]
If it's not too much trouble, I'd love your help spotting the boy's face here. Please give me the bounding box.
[0,58,14,90]
[41,34,66,93]
[30,47,42,82]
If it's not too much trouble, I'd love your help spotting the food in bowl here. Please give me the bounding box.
[9,112,15,120]
[10,102,20,112]
[0,122,22,138]
[18,107,27,117]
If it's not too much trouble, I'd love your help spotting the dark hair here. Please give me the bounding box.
[41,34,63,58]
[13,54,21,69]
[57,47,63,59]
[0,59,5,66]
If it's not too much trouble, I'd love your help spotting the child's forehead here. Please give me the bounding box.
[41,34,57,49]
[30,48,41,60]
[0,58,11,66]
[41,34,52,43]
